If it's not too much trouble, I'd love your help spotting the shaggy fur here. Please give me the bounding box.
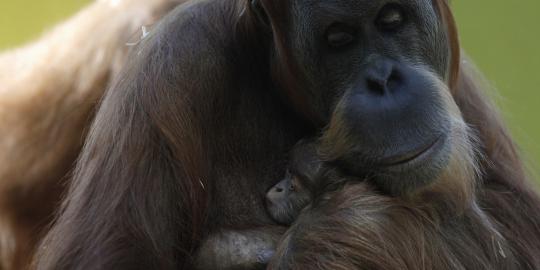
[269,2,540,268]
[0,0,535,269]
[0,0,183,269]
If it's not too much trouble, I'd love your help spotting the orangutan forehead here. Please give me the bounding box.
[289,0,439,20]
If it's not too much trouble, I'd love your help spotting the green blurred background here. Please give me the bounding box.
[1,1,539,181]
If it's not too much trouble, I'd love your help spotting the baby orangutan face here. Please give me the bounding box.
[266,172,314,225]
[266,140,323,225]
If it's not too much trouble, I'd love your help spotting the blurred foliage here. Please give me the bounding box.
[0,0,89,49]
[453,1,540,181]
[0,0,538,180]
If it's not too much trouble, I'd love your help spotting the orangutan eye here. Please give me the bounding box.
[326,23,356,48]
[376,4,406,31]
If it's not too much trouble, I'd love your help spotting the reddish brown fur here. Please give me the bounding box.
[268,62,540,269]
[0,0,534,269]
[33,1,309,268]
[0,1,183,269]
[268,1,540,269]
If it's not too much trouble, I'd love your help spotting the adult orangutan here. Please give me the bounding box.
[0,0,184,269]
[34,0,540,269]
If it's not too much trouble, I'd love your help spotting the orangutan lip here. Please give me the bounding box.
[378,135,444,167]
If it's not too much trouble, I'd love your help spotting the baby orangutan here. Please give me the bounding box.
[266,139,364,226]
[266,139,332,225]
[196,139,351,270]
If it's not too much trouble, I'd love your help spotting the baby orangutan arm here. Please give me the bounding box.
[195,227,285,270]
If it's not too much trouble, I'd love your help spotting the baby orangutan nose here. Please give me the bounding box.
[266,172,314,225]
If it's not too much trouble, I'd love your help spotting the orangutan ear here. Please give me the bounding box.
[249,0,271,31]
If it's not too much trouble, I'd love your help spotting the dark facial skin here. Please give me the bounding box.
[260,0,457,196]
